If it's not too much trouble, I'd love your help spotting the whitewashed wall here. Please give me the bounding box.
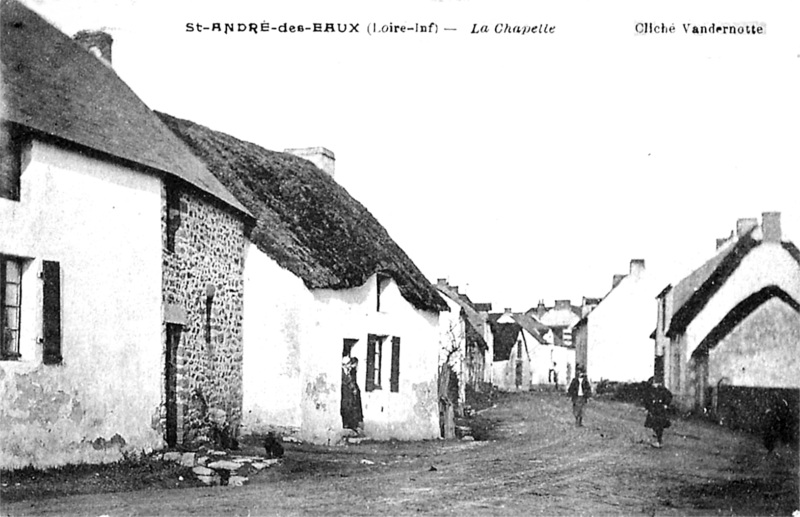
[584,274,656,383]
[0,141,163,468]
[242,250,440,444]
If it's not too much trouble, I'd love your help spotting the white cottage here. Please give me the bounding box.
[489,309,538,391]
[0,0,250,468]
[436,279,491,416]
[158,113,448,444]
[572,259,657,383]
[656,213,800,414]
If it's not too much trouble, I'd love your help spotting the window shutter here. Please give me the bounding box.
[42,260,62,365]
[365,335,376,392]
[390,336,400,392]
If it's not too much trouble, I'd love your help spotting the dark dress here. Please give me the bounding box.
[644,385,672,431]
[341,358,364,430]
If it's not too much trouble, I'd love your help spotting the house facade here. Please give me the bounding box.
[573,259,656,383]
[159,113,447,444]
[0,0,250,468]
[656,213,800,416]
[436,279,490,413]
[490,310,534,391]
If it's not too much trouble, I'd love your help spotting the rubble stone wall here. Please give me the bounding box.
[162,184,246,446]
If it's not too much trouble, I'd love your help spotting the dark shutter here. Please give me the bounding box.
[0,124,21,201]
[390,336,400,392]
[365,334,376,392]
[42,260,62,365]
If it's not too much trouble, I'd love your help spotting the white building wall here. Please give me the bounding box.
[242,253,440,444]
[241,242,309,434]
[438,295,466,408]
[585,275,656,383]
[683,244,800,359]
[0,141,163,468]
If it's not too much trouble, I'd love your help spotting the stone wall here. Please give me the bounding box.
[161,183,246,447]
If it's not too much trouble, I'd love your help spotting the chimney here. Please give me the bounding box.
[612,274,626,289]
[536,300,546,318]
[504,307,513,314]
[629,259,645,278]
[285,147,335,177]
[474,303,492,313]
[716,238,727,250]
[436,278,448,288]
[74,30,113,66]
[762,212,781,243]
[555,300,571,311]
[736,217,758,238]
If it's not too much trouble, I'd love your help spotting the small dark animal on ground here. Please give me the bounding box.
[263,432,284,458]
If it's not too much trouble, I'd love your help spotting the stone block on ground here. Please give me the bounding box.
[163,452,181,462]
[181,452,196,467]
[196,475,218,486]
[192,466,216,477]
[208,460,241,471]
[228,476,248,487]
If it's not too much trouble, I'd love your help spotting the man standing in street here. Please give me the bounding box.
[568,366,591,427]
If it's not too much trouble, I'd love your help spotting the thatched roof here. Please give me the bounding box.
[667,230,800,338]
[156,112,447,313]
[0,0,249,217]
[491,322,523,362]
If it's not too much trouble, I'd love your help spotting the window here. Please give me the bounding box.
[376,274,390,312]
[365,334,385,392]
[0,123,22,201]
[165,181,181,252]
[1,257,22,360]
[390,336,400,392]
[660,298,667,332]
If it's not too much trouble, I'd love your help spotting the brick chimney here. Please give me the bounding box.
[74,30,113,66]
[629,259,645,278]
[285,147,335,177]
[736,217,758,238]
[612,274,626,289]
[762,212,781,243]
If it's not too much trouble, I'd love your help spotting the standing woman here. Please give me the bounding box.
[644,378,673,448]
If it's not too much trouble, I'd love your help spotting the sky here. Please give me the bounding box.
[18,0,800,312]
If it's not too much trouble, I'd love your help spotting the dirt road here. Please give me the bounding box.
[3,391,797,516]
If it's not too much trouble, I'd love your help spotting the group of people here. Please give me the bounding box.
[568,367,673,448]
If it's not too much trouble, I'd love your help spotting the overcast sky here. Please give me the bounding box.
[20,0,800,311]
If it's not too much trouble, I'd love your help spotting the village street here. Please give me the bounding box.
[3,391,797,517]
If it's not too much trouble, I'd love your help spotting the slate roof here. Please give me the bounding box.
[510,312,549,345]
[0,0,249,217]
[157,112,447,313]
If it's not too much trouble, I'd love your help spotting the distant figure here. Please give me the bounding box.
[341,356,364,433]
[644,378,672,448]
[552,362,559,389]
[567,367,592,427]
[762,396,797,453]
[263,431,284,458]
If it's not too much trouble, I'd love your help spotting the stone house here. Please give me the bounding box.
[0,0,251,468]
[435,279,491,413]
[157,113,448,444]
[572,259,657,383]
[654,213,800,419]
